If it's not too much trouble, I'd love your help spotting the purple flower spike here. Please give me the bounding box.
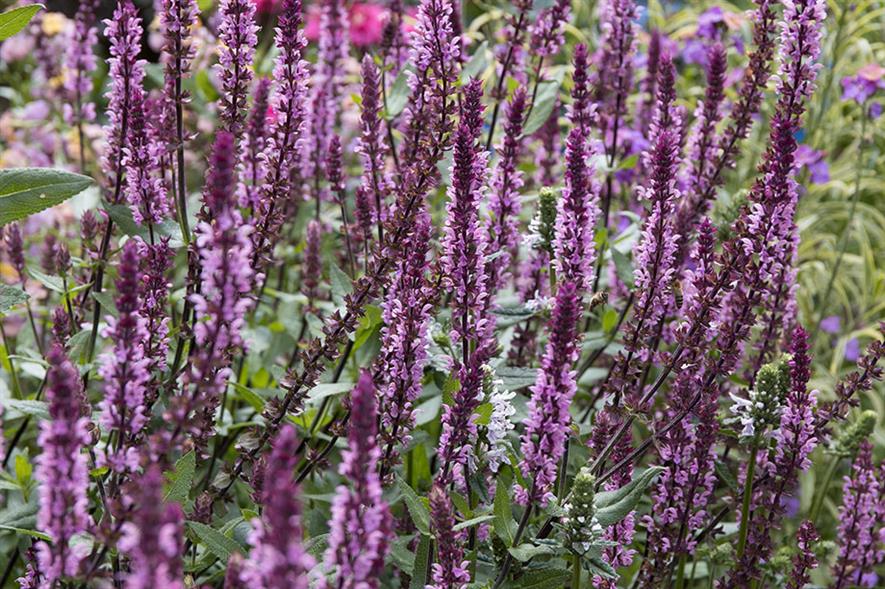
[168,132,255,452]
[242,425,315,588]
[238,78,272,209]
[554,44,600,293]
[324,371,392,589]
[518,280,582,506]
[832,440,881,588]
[786,521,819,589]
[429,484,471,588]
[124,86,173,226]
[438,79,496,487]
[355,55,391,244]
[217,0,259,135]
[378,210,433,472]
[102,0,144,193]
[35,344,92,583]
[119,466,185,589]
[252,0,310,267]
[487,87,527,290]
[63,0,100,128]
[97,239,151,474]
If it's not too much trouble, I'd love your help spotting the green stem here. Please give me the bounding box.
[736,441,759,559]
[571,553,581,589]
[809,455,840,524]
[812,112,868,341]
[674,553,688,589]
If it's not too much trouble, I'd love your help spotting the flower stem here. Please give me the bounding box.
[736,441,759,559]
[809,454,839,524]
[571,553,581,589]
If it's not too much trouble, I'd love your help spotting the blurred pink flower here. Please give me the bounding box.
[305,2,387,47]
[252,0,283,15]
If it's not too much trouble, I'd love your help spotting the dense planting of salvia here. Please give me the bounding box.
[0,0,883,587]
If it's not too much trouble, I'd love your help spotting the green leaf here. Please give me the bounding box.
[0,524,51,542]
[601,308,618,333]
[186,521,243,562]
[0,284,28,314]
[452,513,495,532]
[523,73,564,136]
[497,366,538,391]
[329,263,352,305]
[4,399,50,420]
[0,495,38,528]
[611,248,635,288]
[493,476,517,545]
[517,568,571,588]
[461,41,489,81]
[164,451,196,504]
[27,268,64,293]
[492,305,537,328]
[307,382,354,403]
[91,291,118,318]
[0,168,92,226]
[595,466,664,527]
[14,454,32,486]
[229,381,265,412]
[386,67,412,118]
[396,476,430,536]
[409,533,432,589]
[104,203,184,247]
[586,554,619,580]
[0,4,43,43]
[508,542,556,562]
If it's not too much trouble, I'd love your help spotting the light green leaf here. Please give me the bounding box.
[497,366,538,391]
[0,4,43,43]
[0,284,28,314]
[164,451,196,504]
[0,168,92,226]
[595,466,665,527]
[523,71,564,136]
[4,399,50,420]
[329,263,352,305]
[452,513,495,532]
[508,542,557,562]
[396,476,430,536]
[386,67,412,118]
[186,521,243,562]
[27,268,64,293]
[91,291,118,318]
[461,41,489,81]
[307,382,354,403]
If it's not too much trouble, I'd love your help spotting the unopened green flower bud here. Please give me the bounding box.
[831,410,877,457]
[562,466,601,555]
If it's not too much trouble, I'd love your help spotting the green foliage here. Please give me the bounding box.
[0,168,92,226]
[0,4,42,42]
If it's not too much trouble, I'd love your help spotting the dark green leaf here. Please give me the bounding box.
[0,284,28,314]
[493,476,517,545]
[0,5,43,43]
[409,533,432,589]
[27,268,64,294]
[611,248,635,288]
[452,513,495,532]
[0,524,51,542]
[186,521,243,562]
[595,466,664,527]
[517,568,571,588]
[0,168,92,226]
[91,291,118,318]
[396,476,430,535]
[164,451,196,504]
[497,366,538,391]
[105,203,184,247]
[329,263,352,305]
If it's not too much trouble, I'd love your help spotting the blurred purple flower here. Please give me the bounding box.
[820,315,841,334]
[841,64,885,104]
[845,338,861,362]
[795,145,830,184]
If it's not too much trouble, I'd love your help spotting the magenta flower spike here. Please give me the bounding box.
[217,0,259,135]
[324,371,392,588]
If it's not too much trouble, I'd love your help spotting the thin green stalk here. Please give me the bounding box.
[736,441,759,559]
[809,455,840,524]
[812,112,868,341]
[571,554,581,589]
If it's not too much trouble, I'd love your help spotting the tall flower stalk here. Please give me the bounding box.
[35,345,92,584]
[160,0,200,242]
[323,372,391,588]
[63,0,100,172]
[217,0,258,135]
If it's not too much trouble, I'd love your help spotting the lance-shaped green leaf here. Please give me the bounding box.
[0,284,28,314]
[0,168,92,226]
[594,466,664,527]
[0,4,43,42]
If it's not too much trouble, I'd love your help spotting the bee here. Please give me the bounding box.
[673,280,684,311]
